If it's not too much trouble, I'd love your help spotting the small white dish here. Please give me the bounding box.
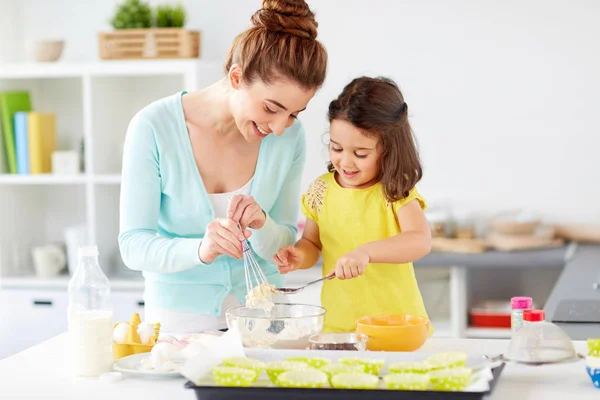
[113,352,183,379]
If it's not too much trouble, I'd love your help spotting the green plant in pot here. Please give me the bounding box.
[110,0,152,29]
[155,3,187,28]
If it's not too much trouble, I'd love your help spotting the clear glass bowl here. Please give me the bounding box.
[226,303,326,349]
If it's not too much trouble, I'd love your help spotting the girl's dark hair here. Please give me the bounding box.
[225,0,327,90]
[327,76,423,203]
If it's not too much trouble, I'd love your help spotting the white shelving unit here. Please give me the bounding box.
[0,59,222,277]
[0,60,222,360]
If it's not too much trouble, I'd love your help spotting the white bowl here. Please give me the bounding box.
[31,40,64,62]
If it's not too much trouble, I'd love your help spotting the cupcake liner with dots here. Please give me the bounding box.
[276,370,329,388]
[331,372,379,389]
[338,357,385,375]
[429,367,472,392]
[285,356,332,369]
[389,361,432,374]
[211,366,258,387]
[384,373,430,391]
[424,351,467,371]
[588,338,600,357]
[222,356,266,374]
[265,361,313,385]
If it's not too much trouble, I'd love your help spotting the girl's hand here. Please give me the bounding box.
[334,248,370,280]
[198,218,252,263]
[273,246,305,274]
[228,194,266,230]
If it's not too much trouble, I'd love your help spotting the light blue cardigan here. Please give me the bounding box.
[118,91,306,316]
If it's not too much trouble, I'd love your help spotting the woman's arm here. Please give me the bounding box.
[359,199,432,264]
[245,124,307,260]
[118,115,207,273]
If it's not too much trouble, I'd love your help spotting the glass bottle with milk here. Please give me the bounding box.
[67,245,114,377]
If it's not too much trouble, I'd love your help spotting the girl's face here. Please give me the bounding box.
[229,65,316,143]
[329,119,381,189]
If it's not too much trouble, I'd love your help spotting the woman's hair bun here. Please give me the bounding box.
[251,0,318,39]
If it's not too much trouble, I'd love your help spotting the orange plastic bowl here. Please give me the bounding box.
[356,314,430,352]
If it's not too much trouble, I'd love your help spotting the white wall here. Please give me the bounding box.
[12,0,600,224]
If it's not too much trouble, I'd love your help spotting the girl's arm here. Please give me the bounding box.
[359,199,432,264]
[274,217,322,273]
[294,218,322,270]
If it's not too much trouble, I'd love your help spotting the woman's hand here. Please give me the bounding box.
[334,248,370,280]
[273,246,305,274]
[227,194,266,230]
[198,218,251,263]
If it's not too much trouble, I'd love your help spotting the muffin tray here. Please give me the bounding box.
[184,348,505,400]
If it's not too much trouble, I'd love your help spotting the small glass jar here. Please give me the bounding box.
[511,296,533,335]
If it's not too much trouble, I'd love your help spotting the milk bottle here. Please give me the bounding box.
[67,245,114,377]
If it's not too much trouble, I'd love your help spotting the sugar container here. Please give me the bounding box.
[511,296,533,335]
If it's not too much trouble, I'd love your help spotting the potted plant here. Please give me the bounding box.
[98,0,200,60]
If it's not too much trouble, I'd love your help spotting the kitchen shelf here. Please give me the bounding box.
[0,174,87,185]
[0,59,223,283]
[0,60,221,80]
[0,274,144,291]
[0,174,123,185]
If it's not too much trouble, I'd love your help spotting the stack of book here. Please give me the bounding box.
[0,91,56,174]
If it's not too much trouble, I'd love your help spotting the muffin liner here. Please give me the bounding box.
[383,373,430,390]
[276,370,329,388]
[212,366,258,387]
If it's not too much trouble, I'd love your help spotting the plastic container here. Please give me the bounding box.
[112,312,161,360]
[510,296,532,335]
[470,300,511,328]
[67,245,114,377]
[505,309,578,365]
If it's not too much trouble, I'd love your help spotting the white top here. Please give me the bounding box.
[1,334,595,399]
[145,176,254,333]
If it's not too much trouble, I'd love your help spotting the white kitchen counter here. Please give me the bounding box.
[0,334,596,399]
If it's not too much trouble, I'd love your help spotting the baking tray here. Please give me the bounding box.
[184,348,506,400]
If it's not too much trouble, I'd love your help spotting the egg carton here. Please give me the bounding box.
[113,312,161,360]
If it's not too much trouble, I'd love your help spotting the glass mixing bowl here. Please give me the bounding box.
[225,303,326,349]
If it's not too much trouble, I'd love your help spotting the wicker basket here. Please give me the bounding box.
[98,28,200,60]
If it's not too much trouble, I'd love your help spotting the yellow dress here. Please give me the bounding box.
[301,172,432,333]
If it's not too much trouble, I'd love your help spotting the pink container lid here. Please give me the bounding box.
[511,296,533,309]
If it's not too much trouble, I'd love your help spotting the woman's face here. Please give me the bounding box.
[329,119,381,189]
[229,65,316,143]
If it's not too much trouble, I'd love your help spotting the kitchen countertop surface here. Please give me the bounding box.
[0,333,596,399]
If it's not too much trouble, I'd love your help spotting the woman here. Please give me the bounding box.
[118,0,327,333]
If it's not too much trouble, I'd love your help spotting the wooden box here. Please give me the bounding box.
[98,28,200,60]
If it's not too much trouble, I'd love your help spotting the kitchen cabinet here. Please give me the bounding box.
[0,285,145,360]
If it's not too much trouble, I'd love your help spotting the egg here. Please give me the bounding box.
[137,322,155,345]
[112,322,129,344]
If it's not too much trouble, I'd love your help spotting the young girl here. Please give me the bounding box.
[273,76,433,333]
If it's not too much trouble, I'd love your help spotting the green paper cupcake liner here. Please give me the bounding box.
[286,356,332,369]
[425,351,468,371]
[339,357,385,375]
[383,373,430,390]
[276,370,329,388]
[429,367,472,392]
[388,361,432,374]
[588,338,600,357]
[331,372,380,390]
[222,356,266,374]
[265,361,314,385]
[212,366,258,387]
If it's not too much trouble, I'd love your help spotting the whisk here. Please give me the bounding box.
[238,223,275,312]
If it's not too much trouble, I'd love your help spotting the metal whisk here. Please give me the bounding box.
[238,223,274,310]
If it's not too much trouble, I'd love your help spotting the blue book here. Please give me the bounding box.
[14,111,29,174]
